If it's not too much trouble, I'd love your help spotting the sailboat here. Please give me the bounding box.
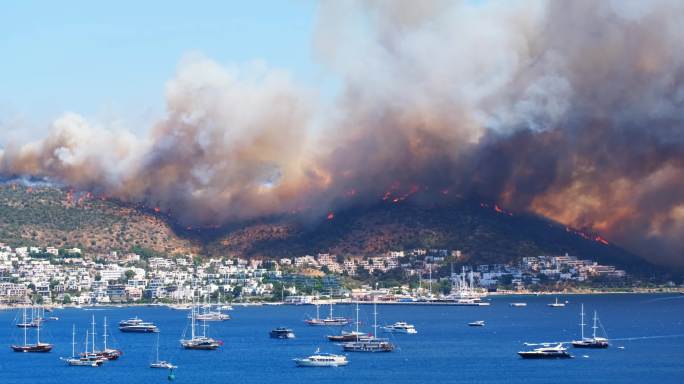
[571,304,609,348]
[180,300,221,350]
[16,304,40,328]
[305,290,350,326]
[87,316,122,360]
[151,332,177,369]
[62,324,104,367]
[11,306,53,352]
[327,302,368,342]
[548,297,566,307]
[342,298,395,352]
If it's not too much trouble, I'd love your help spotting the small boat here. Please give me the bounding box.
[151,332,177,369]
[518,344,572,359]
[381,321,417,334]
[194,311,231,321]
[468,320,485,327]
[571,304,609,349]
[328,303,370,342]
[119,317,159,333]
[510,302,527,307]
[270,327,295,339]
[548,298,566,307]
[294,349,348,367]
[11,306,53,353]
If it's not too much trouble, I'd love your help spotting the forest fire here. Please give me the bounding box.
[327,212,335,220]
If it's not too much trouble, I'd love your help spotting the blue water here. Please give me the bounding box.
[0,294,683,383]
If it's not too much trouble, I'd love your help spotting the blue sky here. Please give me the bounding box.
[0,0,324,131]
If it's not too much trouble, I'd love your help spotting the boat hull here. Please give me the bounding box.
[571,341,609,349]
[295,360,348,367]
[11,344,53,353]
[518,352,572,359]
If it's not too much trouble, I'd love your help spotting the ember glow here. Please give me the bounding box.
[2,1,684,265]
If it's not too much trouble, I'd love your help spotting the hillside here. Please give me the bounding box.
[204,200,657,276]
[0,184,662,276]
[0,185,197,256]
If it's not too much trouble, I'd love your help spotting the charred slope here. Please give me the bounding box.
[206,200,660,277]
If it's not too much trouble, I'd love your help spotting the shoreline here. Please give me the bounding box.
[0,289,681,310]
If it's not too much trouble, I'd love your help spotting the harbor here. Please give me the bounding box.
[1,293,683,383]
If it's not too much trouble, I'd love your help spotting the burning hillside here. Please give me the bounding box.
[2,2,684,266]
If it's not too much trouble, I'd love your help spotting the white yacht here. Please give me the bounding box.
[294,349,348,367]
[381,321,417,334]
[510,302,527,307]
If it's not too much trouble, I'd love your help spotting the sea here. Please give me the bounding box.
[0,294,682,384]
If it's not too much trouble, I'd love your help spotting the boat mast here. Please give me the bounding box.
[155,332,160,362]
[91,315,96,353]
[71,324,76,358]
[191,295,196,339]
[373,297,378,338]
[22,306,28,346]
[329,288,334,320]
[592,311,598,339]
[36,310,41,344]
[355,302,360,336]
[103,316,108,350]
[580,304,585,340]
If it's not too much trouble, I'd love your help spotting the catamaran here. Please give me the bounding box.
[180,301,221,350]
[571,304,609,348]
[151,332,177,369]
[62,325,104,367]
[342,299,395,352]
[305,290,350,326]
[327,302,368,342]
[11,306,53,352]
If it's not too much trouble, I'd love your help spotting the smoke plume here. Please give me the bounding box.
[2,1,684,266]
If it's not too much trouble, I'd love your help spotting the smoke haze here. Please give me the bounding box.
[2,0,684,266]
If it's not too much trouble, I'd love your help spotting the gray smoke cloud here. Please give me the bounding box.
[1,1,684,265]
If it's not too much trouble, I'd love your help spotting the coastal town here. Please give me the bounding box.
[0,242,657,306]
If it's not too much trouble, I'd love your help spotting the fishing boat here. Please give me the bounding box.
[342,299,395,352]
[548,298,566,307]
[328,302,369,342]
[119,317,159,333]
[86,316,122,360]
[294,348,348,367]
[571,304,609,349]
[305,291,351,326]
[151,332,177,369]
[270,327,295,339]
[510,302,527,307]
[11,306,53,352]
[518,344,572,359]
[180,301,221,350]
[382,321,417,334]
[468,320,485,327]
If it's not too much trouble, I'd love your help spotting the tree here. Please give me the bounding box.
[232,286,242,299]
[63,294,72,304]
[124,269,136,281]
